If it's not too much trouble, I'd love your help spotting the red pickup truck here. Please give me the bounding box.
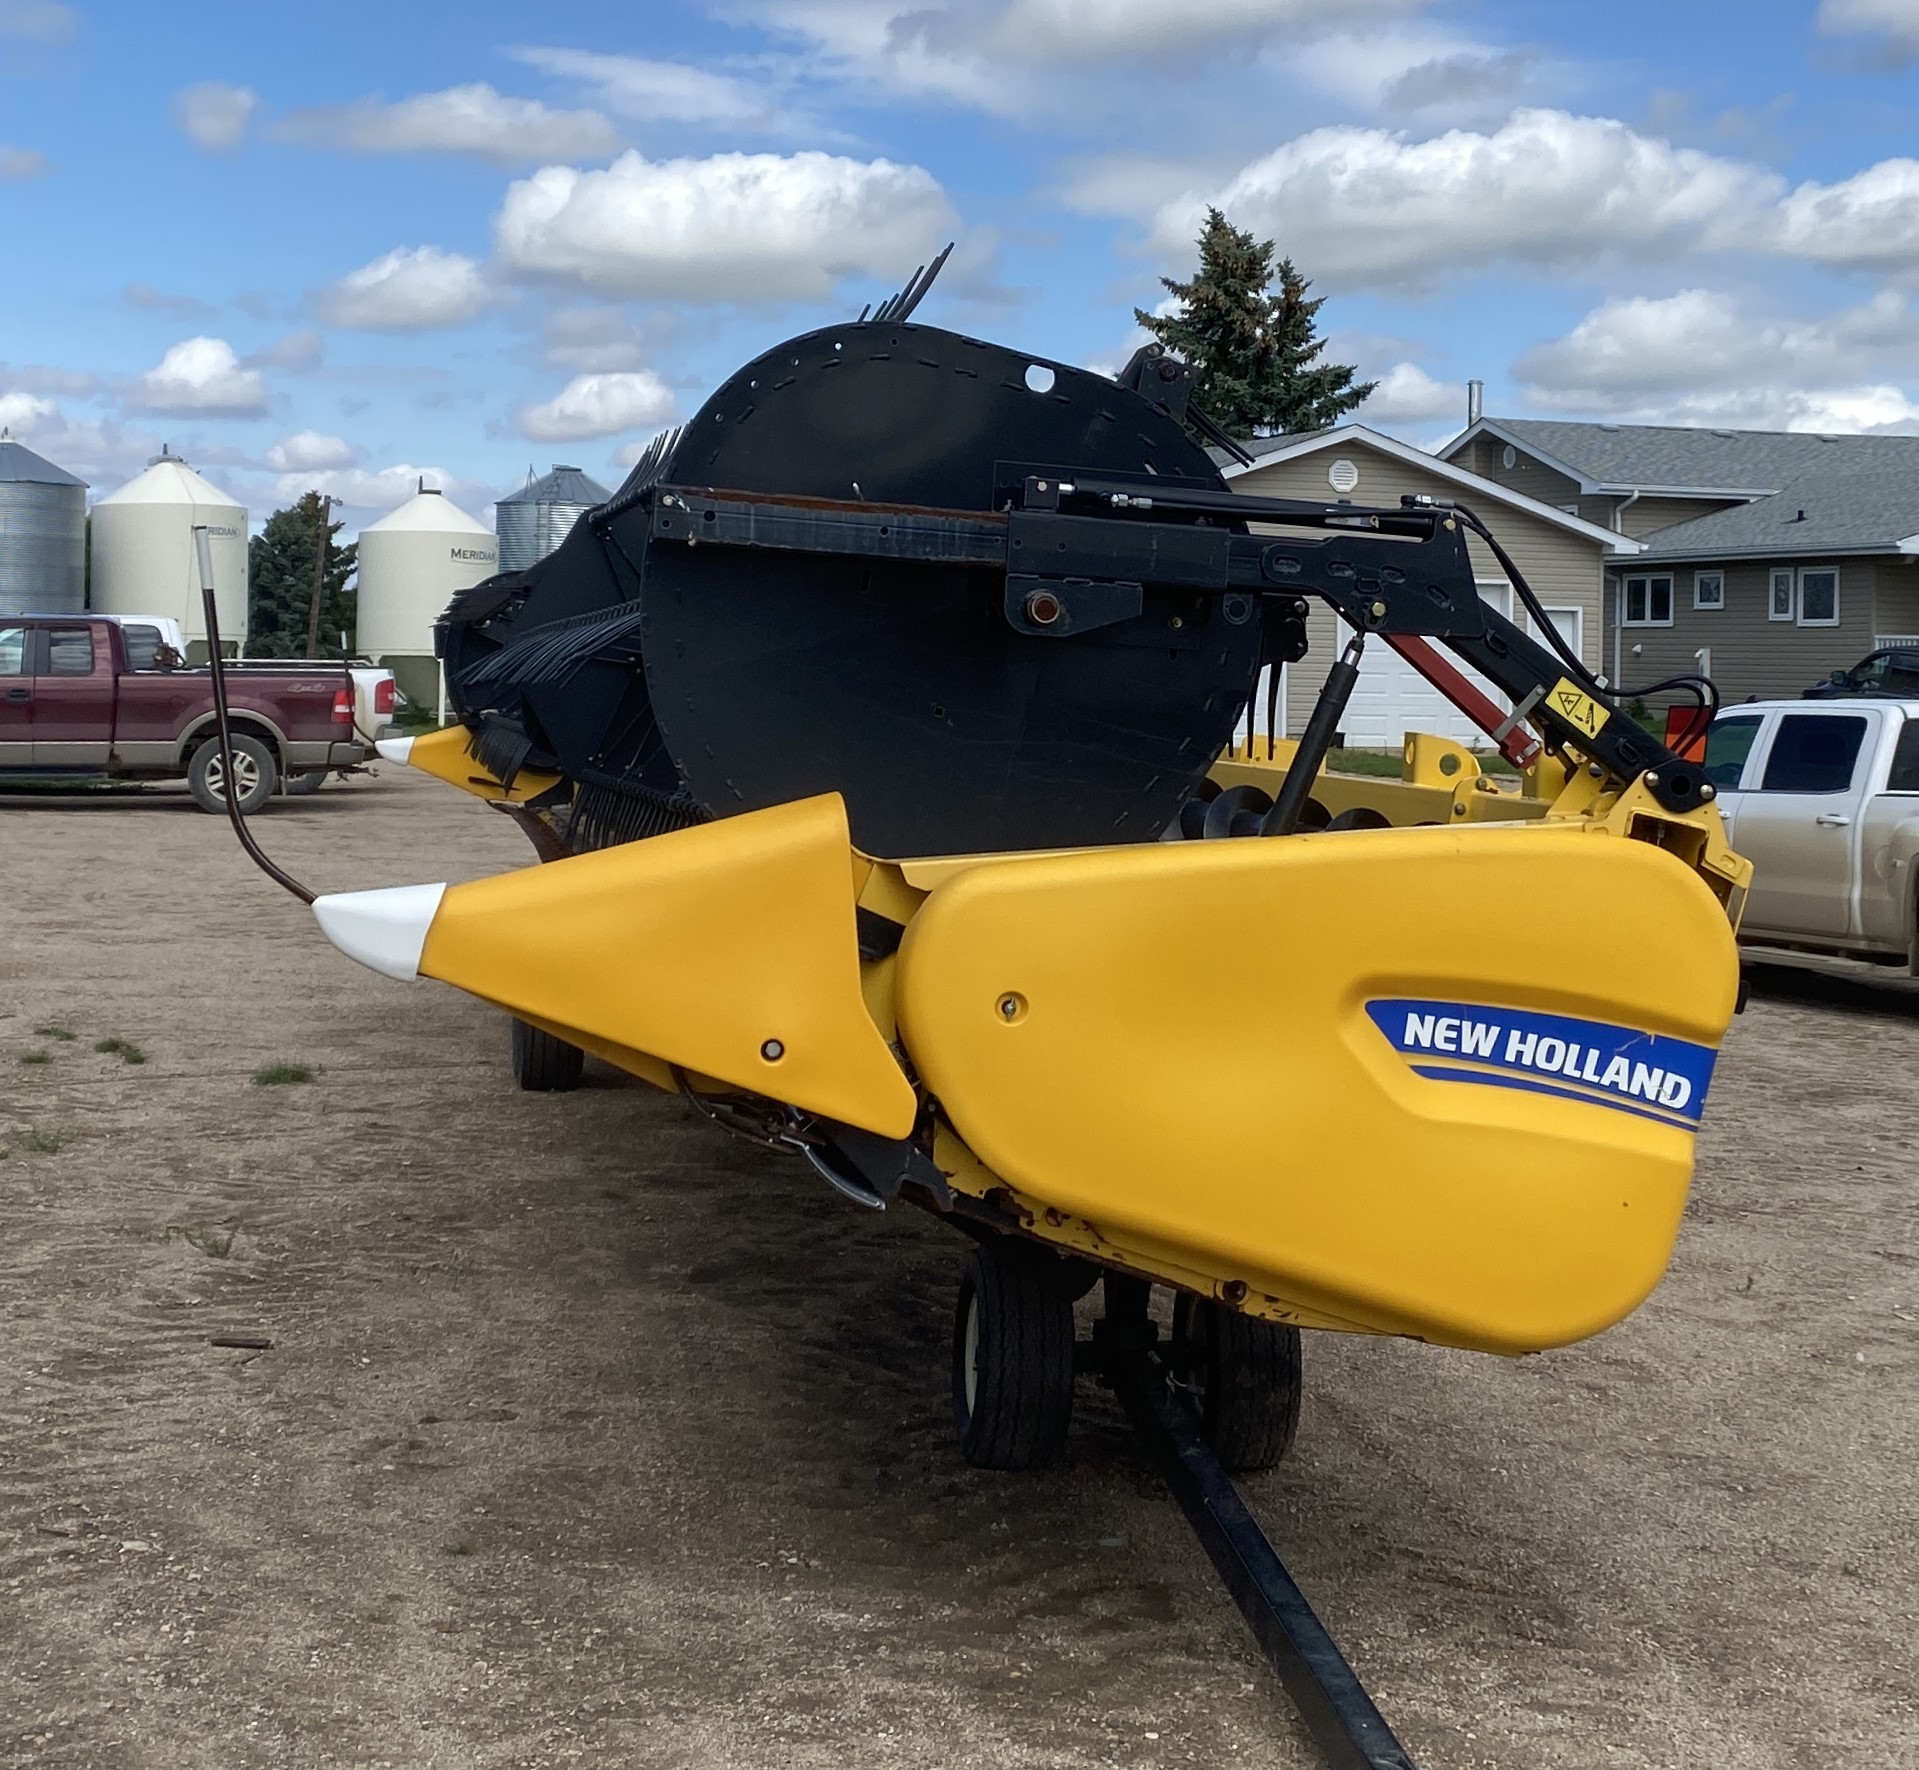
[0,614,374,813]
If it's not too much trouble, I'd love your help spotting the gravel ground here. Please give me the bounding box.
[2,768,1914,1770]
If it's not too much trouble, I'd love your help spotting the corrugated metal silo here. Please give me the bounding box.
[0,429,88,615]
[89,450,248,656]
[355,485,498,712]
[495,464,610,572]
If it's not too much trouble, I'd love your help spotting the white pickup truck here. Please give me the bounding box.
[1705,698,1919,966]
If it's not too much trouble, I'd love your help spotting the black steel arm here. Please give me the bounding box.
[645,478,1714,815]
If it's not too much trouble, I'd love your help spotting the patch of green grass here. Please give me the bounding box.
[94,1037,147,1065]
[19,1050,51,1066]
[34,1025,75,1042]
[166,1219,242,1258]
[4,1127,65,1156]
[251,1063,314,1086]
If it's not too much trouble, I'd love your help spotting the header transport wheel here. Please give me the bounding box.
[510,1017,584,1093]
[952,1242,1076,1470]
[1169,1294,1301,1474]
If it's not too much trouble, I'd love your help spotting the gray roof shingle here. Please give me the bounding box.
[1463,419,1919,559]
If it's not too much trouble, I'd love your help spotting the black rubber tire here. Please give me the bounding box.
[1171,1294,1301,1473]
[281,770,325,796]
[187,734,276,816]
[510,1017,583,1092]
[952,1243,1076,1470]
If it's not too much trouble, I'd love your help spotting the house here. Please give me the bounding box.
[1441,420,1919,707]
[1221,425,1645,745]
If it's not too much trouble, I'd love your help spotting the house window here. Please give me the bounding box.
[1623,574,1673,626]
[1769,568,1795,621]
[1799,567,1839,627]
[1693,570,1724,610]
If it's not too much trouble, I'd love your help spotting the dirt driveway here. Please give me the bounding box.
[2,770,1914,1769]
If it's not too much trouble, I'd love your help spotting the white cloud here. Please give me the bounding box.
[268,462,492,525]
[732,0,1428,114]
[247,329,326,372]
[277,83,623,165]
[508,47,789,130]
[0,389,57,430]
[0,145,49,180]
[1361,361,1465,425]
[493,149,956,301]
[1124,110,1779,291]
[125,282,215,319]
[1772,159,1919,271]
[172,82,257,153]
[265,431,358,472]
[519,371,677,441]
[317,246,490,332]
[0,1,76,42]
[129,337,270,418]
[1515,288,1919,432]
[1818,0,1919,65]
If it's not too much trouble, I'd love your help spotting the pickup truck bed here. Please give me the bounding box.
[1706,698,1919,964]
[0,615,373,810]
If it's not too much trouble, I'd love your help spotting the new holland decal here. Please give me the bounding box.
[1365,999,1717,1129]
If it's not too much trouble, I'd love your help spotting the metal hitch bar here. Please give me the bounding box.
[1109,1350,1421,1770]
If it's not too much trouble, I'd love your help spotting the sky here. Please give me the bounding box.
[5,0,1919,537]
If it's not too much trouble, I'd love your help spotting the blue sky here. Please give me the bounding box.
[5,0,1919,536]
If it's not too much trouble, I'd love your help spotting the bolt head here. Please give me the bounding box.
[760,1039,785,1062]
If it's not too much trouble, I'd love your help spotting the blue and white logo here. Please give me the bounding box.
[1365,998,1718,1129]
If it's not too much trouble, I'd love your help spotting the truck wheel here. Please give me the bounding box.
[952,1242,1076,1470]
[188,735,276,815]
[1169,1293,1301,1473]
[282,770,325,796]
[510,1017,583,1092]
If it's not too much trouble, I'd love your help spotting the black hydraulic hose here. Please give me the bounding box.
[193,526,315,905]
[1439,499,1720,736]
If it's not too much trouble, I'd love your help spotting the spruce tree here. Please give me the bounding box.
[1136,208,1375,437]
[247,493,357,658]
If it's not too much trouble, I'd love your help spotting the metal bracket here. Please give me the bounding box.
[1004,575,1144,637]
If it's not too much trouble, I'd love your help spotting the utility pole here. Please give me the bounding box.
[303,493,342,660]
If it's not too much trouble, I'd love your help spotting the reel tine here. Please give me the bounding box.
[866,242,954,327]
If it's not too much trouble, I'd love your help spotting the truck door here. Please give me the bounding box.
[29,623,114,768]
[0,624,31,762]
[1858,714,1919,948]
[1737,708,1874,938]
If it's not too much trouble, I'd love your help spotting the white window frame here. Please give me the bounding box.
[1622,573,1674,628]
[1769,568,1795,621]
[1693,569,1724,611]
[1797,566,1840,628]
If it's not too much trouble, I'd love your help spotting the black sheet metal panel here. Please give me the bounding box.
[625,322,1261,856]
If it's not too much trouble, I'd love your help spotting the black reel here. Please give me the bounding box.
[439,321,1264,858]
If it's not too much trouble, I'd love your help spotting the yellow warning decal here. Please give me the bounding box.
[1548,678,1608,739]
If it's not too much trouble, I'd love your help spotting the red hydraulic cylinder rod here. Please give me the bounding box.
[1379,631,1542,769]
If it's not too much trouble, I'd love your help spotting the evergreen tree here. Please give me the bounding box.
[247,493,357,658]
[1136,209,1375,437]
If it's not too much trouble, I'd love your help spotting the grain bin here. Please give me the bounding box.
[0,430,88,615]
[495,464,609,572]
[355,485,498,712]
[90,450,247,656]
